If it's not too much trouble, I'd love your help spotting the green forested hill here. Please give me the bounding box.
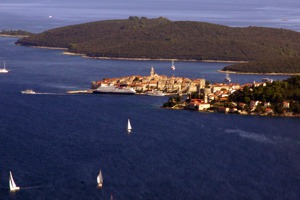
[223,57,300,74]
[16,17,300,73]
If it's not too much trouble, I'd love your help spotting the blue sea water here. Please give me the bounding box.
[1,0,300,33]
[0,1,300,199]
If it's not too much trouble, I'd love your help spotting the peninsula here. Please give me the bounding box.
[68,66,300,117]
[15,17,300,74]
[163,76,300,117]
[90,67,205,95]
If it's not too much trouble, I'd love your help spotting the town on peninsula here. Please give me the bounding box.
[68,66,300,117]
[3,17,300,117]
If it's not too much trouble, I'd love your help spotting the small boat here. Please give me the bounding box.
[171,59,175,70]
[97,170,103,188]
[0,61,9,73]
[9,171,20,192]
[145,90,166,96]
[224,72,231,83]
[262,77,273,83]
[127,119,132,133]
[21,89,36,94]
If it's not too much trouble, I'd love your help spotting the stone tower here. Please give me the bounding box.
[150,66,155,77]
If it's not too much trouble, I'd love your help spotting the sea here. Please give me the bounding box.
[0,1,300,200]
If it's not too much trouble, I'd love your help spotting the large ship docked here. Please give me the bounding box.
[93,84,136,95]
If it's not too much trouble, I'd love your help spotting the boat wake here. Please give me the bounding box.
[28,92,67,95]
[224,129,275,144]
[20,185,44,190]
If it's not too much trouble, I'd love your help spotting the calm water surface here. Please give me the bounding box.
[0,36,299,200]
[0,1,300,199]
[1,0,300,32]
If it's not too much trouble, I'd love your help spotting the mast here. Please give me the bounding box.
[127,119,132,133]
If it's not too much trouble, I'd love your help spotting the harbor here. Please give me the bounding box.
[1,36,298,200]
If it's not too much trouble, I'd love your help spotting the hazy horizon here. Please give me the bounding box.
[1,0,299,32]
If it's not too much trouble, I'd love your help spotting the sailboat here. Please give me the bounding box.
[97,170,103,188]
[9,171,20,192]
[0,61,9,73]
[224,72,231,82]
[127,119,132,133]
[171,59,175,70]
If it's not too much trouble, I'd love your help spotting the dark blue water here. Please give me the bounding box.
[1,1,300,198]
[0,36,300,200]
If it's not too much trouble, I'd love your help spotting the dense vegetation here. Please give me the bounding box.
[223,58,300,74]
[0,30,33,36]
[229,76,300,114]
[16,17,300,73]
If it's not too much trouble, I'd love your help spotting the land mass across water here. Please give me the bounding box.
[15,16,300,74]
[0,30,32,38]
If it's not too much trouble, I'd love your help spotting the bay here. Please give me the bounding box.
[0,1,300,199]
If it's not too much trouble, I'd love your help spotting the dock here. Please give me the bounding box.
[66,89,94,94]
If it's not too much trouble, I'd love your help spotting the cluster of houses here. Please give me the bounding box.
[91,67,205,94]
[186,81,291,116]
[91,67,290,116]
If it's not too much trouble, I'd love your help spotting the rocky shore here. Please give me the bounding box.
[218,70,300,76]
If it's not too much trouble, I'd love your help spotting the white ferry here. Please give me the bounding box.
[93,84,136,95]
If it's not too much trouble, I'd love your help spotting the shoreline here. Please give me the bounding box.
[11,43,300,75]
[164,106,300,118]
[15,44,245,63]
[29,46,68,50]
[218,70,300,76]
[64,51,245,63]
[0,34,29,38]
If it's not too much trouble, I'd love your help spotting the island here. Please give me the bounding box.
[0,30,33,38]
[15,16,300,74]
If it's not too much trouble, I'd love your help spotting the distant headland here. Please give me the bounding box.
[0,30,32,38]
[13,16,300,74]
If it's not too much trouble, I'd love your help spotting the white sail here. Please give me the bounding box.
[224,72,231,82]
[97,170,103,187]
[0,61,9,73]
[9,171,20,191]
[127,119,132,132]
[171,59,175,70]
